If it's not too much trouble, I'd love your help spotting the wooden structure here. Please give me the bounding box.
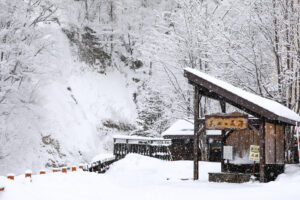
[113,135,172,161]
[184,67,300,182]
[162,119,222,161]
[89,156,116,173]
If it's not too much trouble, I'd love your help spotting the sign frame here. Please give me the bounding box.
[205,112,248,130]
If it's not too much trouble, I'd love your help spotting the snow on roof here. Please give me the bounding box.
[185,68,300,123]
[113,135,169,141]
[162,119,193,136]
[91,153,115,164]
[161,119,221,136]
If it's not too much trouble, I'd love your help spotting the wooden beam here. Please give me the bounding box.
[224,130,234,140]
[259,120,265,182]
[220,100,226,113]
[194,126,205,180]
[194,86,200,180]
[249,124,259,133]
[220,100,226,172]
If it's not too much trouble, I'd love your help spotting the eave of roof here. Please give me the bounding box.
[184,68,300,126]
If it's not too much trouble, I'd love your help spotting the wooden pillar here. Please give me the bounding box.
[220,100,226,172]
[194,86,200,180]
[259,120,265,182]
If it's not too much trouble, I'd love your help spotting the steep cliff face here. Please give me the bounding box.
[0,1,138,175]
[0,0,190,175]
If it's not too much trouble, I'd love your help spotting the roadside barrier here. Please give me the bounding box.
[25,170,32,178]
[52,168,59,173]
[0,157,116,193]
[7,174,14,180]
[62,167,67,173]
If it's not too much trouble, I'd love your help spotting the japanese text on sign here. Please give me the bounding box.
[205,117,248,130]
[249,145,260,162]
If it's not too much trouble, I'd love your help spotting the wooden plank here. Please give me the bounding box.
[276,125,285,164]
[265,122,276,164]
[225,129,260,159]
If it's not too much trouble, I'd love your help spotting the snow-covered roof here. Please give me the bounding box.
[184,68,300,125]
[161,119,221,137]
[113,135,172,146]
[113,135,168,141]
[91,153,115,164]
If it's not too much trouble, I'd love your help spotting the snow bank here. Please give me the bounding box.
[1,155,300,200]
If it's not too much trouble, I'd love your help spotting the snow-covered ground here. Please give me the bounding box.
[1,154,300,200]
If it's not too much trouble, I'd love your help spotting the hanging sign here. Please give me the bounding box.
[223,146,233,160]
[205,112,248,130]
[249,145,260,162]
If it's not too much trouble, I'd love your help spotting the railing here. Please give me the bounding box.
[113,135,172,161]
[88,155,116,173]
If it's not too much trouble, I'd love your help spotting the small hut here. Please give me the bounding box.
[162,119,222,161]
[184,67,300,182]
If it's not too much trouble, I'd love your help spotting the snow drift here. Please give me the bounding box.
[1,155,300,200]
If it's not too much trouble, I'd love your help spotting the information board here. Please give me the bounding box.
[249,145,260,162]
[223,146,233,160]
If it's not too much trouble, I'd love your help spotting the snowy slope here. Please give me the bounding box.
[1,154,300,200]
[1,0,180,176]
[0,20,137,176]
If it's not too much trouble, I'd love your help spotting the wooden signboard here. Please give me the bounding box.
[205,112,248,130]
[249,145,260,162]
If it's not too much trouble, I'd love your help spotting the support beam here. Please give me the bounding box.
[220,100,226,172]
[194,127,205,180]
[194,86,200,180]
[259,120,265,182]
[220,101,226,113]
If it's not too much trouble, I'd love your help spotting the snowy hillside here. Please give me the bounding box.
[0,0,140,175]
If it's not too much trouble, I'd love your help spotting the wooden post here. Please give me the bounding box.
[252,161,256,177]
[259,120,265,182]
[194,86,200,180]
[220,100,226,172]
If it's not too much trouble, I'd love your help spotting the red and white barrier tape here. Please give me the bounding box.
[167,147,173,161]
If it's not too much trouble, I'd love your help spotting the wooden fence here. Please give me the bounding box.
[88,155,116,173]
[113,135,172,160]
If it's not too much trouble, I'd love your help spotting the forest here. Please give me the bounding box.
[0,0,300,174]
